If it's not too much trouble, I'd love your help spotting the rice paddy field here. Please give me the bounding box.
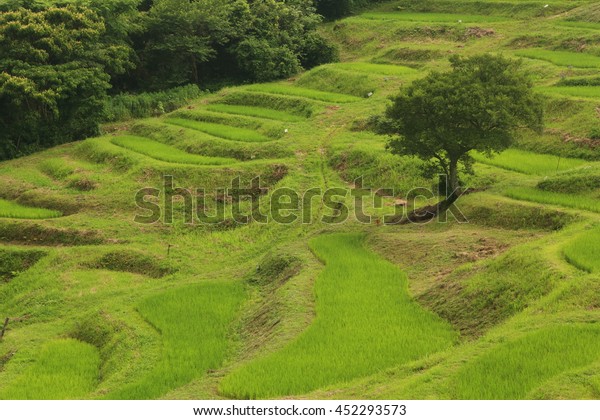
[2,0,600,403]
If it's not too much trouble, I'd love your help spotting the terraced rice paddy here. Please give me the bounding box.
[245,84,362,103]
[164,118,272,143]
[0,198,61,219]
[563,227,600,273]
[504,187,600,213]
[540,86,600,99]
[206,104,306,122]
[110,282,245,399]
[0,339,100,399]
[111,136,237,165]
[359,12,508,23]
[515,49,600,68]
[331,62,418,76]
[472,149,586,175]
[454,325,600,399]
[220,233,456,399]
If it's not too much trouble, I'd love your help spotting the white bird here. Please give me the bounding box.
[367,92,373,97]
[544,4,549,7]
[458,19,462,23]
[284,129,289,134]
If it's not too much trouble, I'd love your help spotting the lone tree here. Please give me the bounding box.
[378,54,544,217]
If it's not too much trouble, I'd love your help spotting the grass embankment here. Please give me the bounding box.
[0,339,100,399]
[111,136,237,165]
[515,49,600,68]
[220,233,456,399]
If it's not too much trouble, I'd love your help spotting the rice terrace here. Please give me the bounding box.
[2,0,600,411]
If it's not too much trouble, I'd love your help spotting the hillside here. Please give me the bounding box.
[1,0,600,400]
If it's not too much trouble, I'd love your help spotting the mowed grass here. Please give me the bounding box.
[472,149,586,175]
[454,325,600,399]
[206,104,306,122]
[0,198,62,219]
[110,282,245,399]
[515,48,600,68]
[0,339,100,399]
[245,84,362,103]
[563,227,600,273]
[504,187,600,213]
[219,233,457,399]
[331,62,418,76]
[359,12,508,23]
[110,136,237,165]
[165,118,271,143]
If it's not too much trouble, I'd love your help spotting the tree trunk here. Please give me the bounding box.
[448,158,459,200]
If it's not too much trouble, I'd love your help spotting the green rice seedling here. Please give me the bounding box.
[454,325,600,399]
[218,91,316,118]
[540,86,600,99]
[504,187,600,213]
[245,84,362,103]
[110,136,237,165]
[0,198,61,219]
[563,227,600,272]
[472,149,587,175]
[164,118,272,143]
[219,233,456,399]
[359,12,508,23]
[0,339,100,399]
[205,104,305,122]
[109,282,245,399]
[515,49,600,68]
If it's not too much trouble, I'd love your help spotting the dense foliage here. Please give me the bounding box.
[377,54,544,199]
[0,0,337,160]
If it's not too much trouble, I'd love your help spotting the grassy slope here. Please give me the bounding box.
[1,0,600,401]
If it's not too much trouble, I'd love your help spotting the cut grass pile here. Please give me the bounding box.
[331,62,418,76]
[540,86,600,99]
[0,339,100,399]
[220,233,456,399]
[205,104,305,122]
[245,84,362,103]
[165,118,272,143]
[454,325,600,399]
[472,149,586,175]
[515,49,600,68]
[110,282,245,399]
[110,135,236,165]
[504,187,600,213]
[359,12,508,23]
[563,227,600,273]
[0,198,62,219]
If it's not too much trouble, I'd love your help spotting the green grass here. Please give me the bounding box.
[205,104,305,122]
[472,149,587,175]
[504,187,600,213]
[359,12,508,23]
[164,118,272,143]
[515,48,600,68]
[454,325,600,399]
[540,86,600,99]
[0,339,100,399]
[245,84,362,103]
[220,233,456,399]
[109,282,245,399]
[0,198,62,219]
[110,135,237,165]
[563,227,600,273]
[331,62,418,76]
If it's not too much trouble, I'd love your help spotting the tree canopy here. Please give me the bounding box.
[378,54,544,204]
